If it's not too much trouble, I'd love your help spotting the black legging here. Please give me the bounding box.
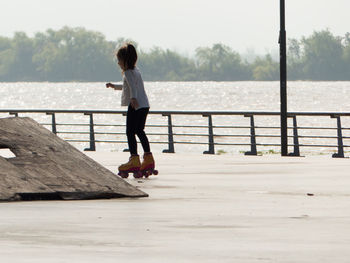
[126,104,150,155]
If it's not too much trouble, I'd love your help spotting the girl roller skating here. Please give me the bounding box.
[106,43,157,178]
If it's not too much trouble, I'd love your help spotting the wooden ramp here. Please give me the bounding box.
[0,117,147,201]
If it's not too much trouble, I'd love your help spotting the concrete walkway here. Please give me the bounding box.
[1,152,350,263]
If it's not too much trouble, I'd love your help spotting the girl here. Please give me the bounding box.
[106,43,157,178]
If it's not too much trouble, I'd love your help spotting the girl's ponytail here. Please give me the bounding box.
[126,43,133,53]
[126,44,137,61]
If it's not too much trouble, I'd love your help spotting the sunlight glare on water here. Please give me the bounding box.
[1,81,350,154]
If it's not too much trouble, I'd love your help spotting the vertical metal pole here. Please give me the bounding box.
[331,115,344,158]
[162,114,175,153]
[288,115,300,156]
[84,113,96,151]
[203,114,215,154]
[244,115,257,156]
[46,112,57,134]
[279,0,288,156]
[122,112,130,152]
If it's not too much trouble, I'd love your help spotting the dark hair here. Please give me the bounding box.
[116,43,137,70]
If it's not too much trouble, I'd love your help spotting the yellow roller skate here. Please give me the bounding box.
[118,155,142,178]
[140,152,158,178]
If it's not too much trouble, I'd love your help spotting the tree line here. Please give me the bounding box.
[0,27,349,82]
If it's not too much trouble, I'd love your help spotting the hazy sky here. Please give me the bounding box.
[1,0,349,54]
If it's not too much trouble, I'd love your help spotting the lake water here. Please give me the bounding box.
[1,81,350,155]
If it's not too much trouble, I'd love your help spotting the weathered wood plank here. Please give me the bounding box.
[0,117,147,201]
[0,156,56,201]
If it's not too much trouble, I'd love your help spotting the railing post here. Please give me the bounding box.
[331,115,344,158]
[244,114,257,156]
[288,115,300,156]
[84,113,96,151]
[121,112,130,152]
[46,112,57,134]
[203,114,214,154]
[162,114,175,153]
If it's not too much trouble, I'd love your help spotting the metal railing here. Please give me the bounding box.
[1,109,349,158]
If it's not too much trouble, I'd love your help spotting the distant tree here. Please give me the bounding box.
[300,30,345,80]
[0,36,11,51]
[32,27,117,81]
[251,54,279,80]
[139,47,197,81]
[342,32,350,79]
[0,27,349,81]
[0,32,36,81]
[0,37,14,80]
[195,43,250,80]
[287,38,304,80]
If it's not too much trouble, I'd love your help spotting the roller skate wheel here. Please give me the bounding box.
[118,171,129,178]
[133,171,143,178]
[153,170,159,175]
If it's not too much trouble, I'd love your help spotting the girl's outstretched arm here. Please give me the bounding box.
[106,83,122,90]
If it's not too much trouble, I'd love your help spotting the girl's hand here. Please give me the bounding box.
[106,82,114,88]
[106,83,122,90]
[130,98,139,109]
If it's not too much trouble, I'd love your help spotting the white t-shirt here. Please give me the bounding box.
[121,68,150,110]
